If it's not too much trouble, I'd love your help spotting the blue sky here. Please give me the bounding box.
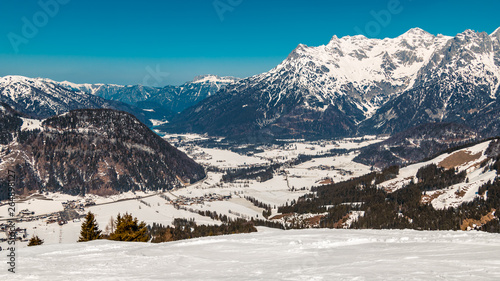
[0,0,499,85]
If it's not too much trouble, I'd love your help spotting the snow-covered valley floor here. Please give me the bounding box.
[3,228,500,280]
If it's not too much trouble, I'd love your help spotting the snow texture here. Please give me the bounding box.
[2,228,500,280]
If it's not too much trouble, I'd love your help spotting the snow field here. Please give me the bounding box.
[2,228,500,280]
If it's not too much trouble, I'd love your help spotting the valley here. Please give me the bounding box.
[2,132,499,248]
[0,135,384,246]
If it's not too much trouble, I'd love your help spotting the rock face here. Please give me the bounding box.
[162,28,500,141]
[0,106,205,197]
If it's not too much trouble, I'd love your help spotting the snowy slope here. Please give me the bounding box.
[2,228,500,280]
[379,140,497,209]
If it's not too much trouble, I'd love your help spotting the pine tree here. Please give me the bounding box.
[27,235,44,246]
[78,211,102,242]
[109,213,149,242]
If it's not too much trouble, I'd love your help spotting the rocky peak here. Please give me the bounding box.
[398,27,433,39]
[491,27,500,42]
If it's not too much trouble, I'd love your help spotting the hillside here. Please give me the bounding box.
[0,106,205,197]
[354,123,481,168]
[279,139,500,231]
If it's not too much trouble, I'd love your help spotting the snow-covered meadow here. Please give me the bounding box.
[2,228,500,280]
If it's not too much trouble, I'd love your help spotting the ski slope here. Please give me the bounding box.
[2,228,500,280]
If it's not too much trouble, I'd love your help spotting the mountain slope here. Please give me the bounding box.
[0,106,205,196]
[354,123,481,168]
[376,139,499,210]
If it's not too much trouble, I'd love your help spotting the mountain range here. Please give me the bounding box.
[0,75,158,126]
[0,74,238,127]
[2,27,499,144]
[160,27,500,141]
[54,74,239,119]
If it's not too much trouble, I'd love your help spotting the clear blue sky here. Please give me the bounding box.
[0,0,499,86]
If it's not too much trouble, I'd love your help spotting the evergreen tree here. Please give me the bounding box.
[78,211,102,242]
[27,235,44,246]
[109,213,149,242]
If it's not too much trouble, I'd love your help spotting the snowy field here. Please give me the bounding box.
[2,228,500,280]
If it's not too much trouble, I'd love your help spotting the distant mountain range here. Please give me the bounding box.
[53,74,239,119]
[0,74,239,127]
[0,104,205,197]
[160,27,500,141]
[0,75,158,126]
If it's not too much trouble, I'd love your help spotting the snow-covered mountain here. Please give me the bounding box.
[0,75,155,125]
[0,75,109,118]
[362,29,500,135]
[260,27,450,116]
[51,74,239,116]
[163,28,500,141]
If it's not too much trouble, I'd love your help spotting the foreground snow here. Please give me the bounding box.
[3,228,500,280]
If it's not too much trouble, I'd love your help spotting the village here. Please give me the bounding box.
[0,198,98,243]
[161,193,232,208]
